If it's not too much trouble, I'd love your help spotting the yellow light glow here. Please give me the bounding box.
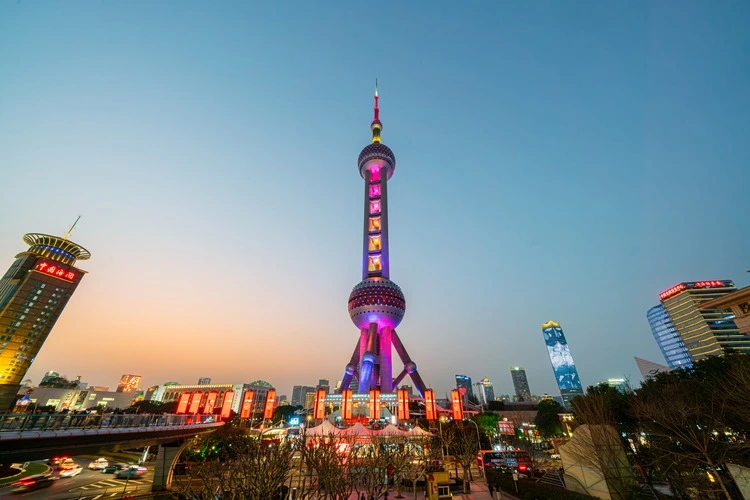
[369,236,381,251]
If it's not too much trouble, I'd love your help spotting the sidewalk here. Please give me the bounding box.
[345,480,520,499]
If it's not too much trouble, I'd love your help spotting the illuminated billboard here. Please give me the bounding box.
[188,392,203,414]
[116,374,142,393]
[541,321,583,403]
[240,390,254,419]
[313,388,327,420]
[450,389,464,421]
[34,260,77,282]
[341,389,353,420]
[263,389,276,420]
[369,389,381,420]
[203,391,218,414]
[424,389,437,421]
[220,390,234,419]
[176,393,191,414]
[397,389,409,421]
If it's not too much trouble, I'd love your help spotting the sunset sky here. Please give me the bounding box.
[1,2,748,399]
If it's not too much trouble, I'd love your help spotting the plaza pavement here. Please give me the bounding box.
[344,480,520,499]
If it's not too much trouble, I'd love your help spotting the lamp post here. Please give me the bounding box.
[464,418,484,480]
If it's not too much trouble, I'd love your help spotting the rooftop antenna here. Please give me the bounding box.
[62,215,81,241]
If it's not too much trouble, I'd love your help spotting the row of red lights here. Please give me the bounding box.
[659,280,729,300]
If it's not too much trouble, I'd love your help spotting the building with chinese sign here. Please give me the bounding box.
[0,233,91,409]
[541,321,584,408]
[699,279,750,336]
[648,280,748,366]
[18,385,136,412]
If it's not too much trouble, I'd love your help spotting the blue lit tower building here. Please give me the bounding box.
[541,321,584,408]
[338,84,427,396]
[646,304,692,369]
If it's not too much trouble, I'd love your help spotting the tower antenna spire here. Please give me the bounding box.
[63,215,81,241]
[371,78,382,143]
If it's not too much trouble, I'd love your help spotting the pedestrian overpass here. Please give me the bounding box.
[0,412,223,491]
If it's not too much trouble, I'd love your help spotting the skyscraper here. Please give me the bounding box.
[337,85,427,396]
[317,378,330,394]
[0,232,91,409]
[541,321,584,408]
[510,367,532,401]
[478,377,495,405]
[651,280,748,365]
[455,374,473,400]
[291,385,316,407]
[647,304,692,369]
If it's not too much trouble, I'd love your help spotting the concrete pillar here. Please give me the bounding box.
[151,440,189,492]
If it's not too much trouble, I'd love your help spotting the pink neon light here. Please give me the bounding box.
[370,200,381,214]
[370,168,381,182]
[369,184,381,197]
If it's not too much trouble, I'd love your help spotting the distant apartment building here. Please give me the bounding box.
[478,378,495,405]
[291,385,316,407]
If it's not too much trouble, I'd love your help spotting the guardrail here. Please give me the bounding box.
[0,413,219,433]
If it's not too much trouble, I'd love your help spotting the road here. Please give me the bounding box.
[0,457,153,500]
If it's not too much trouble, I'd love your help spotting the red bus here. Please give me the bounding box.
[477,449,531,474]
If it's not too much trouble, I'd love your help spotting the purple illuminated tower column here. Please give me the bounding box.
[338,84,427,397]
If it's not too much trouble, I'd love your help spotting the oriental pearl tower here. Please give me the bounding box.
[338,83,427,397]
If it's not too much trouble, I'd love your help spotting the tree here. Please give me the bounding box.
[39,376,78,389]
[444,423,479,493]
[179,423,296,498]
[474,413,500,448]
[272,405,302,425]
[534,399,564,438]
[301,434,359,500]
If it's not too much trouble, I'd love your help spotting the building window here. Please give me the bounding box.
[368,255,382,272]
[369,236,381,252]
[369,217,381,232]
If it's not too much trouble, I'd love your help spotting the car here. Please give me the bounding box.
[102,463,128,474]
[11,475,55,493]
[60,465,83,478]
[88,457,109,470]
[114,465,147,479]
[58,458,76,470]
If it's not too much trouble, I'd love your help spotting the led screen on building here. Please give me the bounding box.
[542,323,583,393]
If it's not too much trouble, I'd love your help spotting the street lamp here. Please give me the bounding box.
[464,418,484,480]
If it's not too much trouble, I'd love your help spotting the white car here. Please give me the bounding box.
[88,458,109,470]
[60,465,83,478]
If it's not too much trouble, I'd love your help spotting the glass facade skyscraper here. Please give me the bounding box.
[541,321,584,408]
[455,374,473,400]
[0,233,90,409]
[650,281,748,366]
[647,304,692,369]
[510,367,532,401]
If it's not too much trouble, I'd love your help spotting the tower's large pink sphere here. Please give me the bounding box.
[348,277,406,329]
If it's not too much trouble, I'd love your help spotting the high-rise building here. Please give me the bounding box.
[317,378,330,394]
[651,280,749,365]
[541,321,584,408]
[510,367,532,401]
[198,377,211,385]
[699,281,750,336]
[478,377,495,405]
[116,374,142,393]
[0,232,91,409]
[647,304,692,369]
[601,378,629,394]
[337,85,427,396]
[455,375,473,400]
[400,384,414,396]
[291,385,316,407]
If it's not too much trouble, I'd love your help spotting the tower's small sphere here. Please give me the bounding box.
[348,277,406,330]
[358,143,396,180]
[405,361,417,374]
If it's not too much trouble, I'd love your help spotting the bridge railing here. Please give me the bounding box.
[0,413,220,433]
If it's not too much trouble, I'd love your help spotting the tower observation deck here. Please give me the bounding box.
[338,84,427,397]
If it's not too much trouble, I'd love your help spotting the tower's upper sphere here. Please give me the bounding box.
[348,277,406,329]
[358,143,396,180]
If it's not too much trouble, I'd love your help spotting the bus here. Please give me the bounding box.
[477,449,531,474]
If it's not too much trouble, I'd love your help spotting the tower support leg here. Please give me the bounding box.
[391,329,427,397]
[339,342,362,392]
[358,323,379,394]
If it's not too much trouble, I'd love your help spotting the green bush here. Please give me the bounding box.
[486,470,596,500]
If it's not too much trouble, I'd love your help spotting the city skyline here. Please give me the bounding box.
[1,2,749,399]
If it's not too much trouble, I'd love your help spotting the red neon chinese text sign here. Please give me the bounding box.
[313,388,327,420]
[220,390,235,419]
[263,389,276,420]
[660,280,730,300]
[369,389,381,420]
[240,390,254,419]
[35,260,77,282]
[451,389,464,421]
[424,389,437,421]
[397,389,410,421]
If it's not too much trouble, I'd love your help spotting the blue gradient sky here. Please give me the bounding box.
[1,2,748,399]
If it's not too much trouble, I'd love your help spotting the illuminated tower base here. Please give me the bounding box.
[338,85,427,397]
